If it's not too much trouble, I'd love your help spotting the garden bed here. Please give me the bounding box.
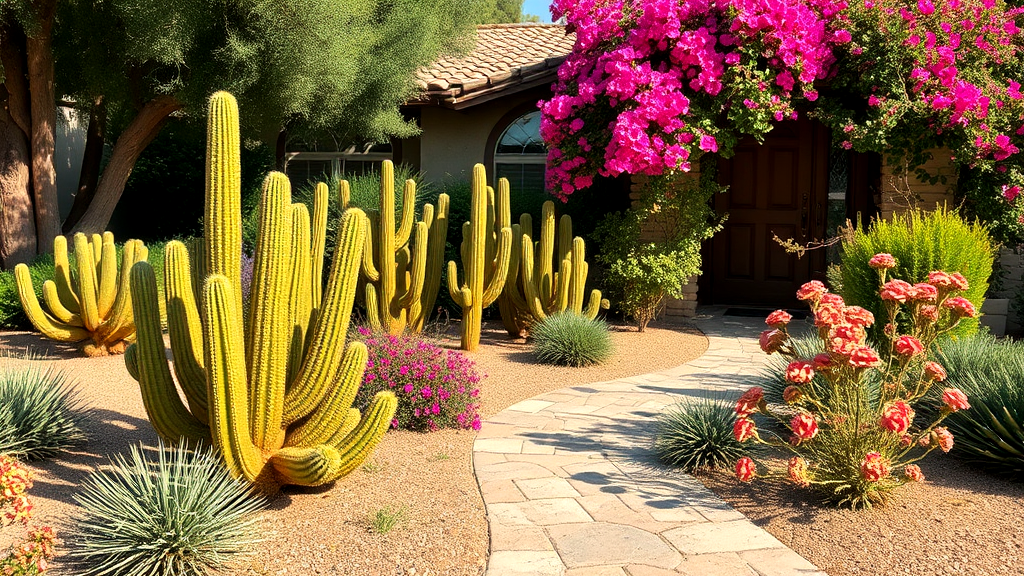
[0,319,706,575]
[695,453,1024,576]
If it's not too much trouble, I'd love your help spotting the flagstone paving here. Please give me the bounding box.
[473,310,827,576]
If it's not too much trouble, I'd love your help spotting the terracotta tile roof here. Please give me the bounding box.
[414,23,574,108]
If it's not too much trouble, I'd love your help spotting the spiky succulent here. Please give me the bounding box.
[0,364,85,459]
[654,398,748,472]
[531,311,613,367]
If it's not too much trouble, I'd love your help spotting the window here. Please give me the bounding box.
[494,111,547,198]
[285,143,393,188]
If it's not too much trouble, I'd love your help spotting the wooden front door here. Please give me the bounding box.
[709,119,830,306]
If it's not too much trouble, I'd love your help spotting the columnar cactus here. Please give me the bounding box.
[14,232,147,356]
[511,201,608,326]
[359,160,449,334]
[447,164,512,351]
[127,91,396,492]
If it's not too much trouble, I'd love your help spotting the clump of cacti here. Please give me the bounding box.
[15,232,147,356]
[358,160,449,334]
[127,91,396,492]
[447,164,512,351]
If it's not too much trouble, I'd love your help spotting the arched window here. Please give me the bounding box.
[494,111,547,196]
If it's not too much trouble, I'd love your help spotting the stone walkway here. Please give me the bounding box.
[473,310,827,576]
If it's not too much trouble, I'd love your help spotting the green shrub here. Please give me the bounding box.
[0,365,85,460]
[531,312,613,367]
[934,334,1024,477]
[68,442,266,576]
[840,207,994,341]
[0,254,54,330]
[654,397,748,472]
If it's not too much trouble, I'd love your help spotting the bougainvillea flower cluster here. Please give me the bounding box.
[731,255,974,507]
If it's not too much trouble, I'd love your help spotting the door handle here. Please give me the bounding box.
[800,193,809,238]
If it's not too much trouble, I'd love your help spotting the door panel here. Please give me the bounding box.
[710,119,830,306]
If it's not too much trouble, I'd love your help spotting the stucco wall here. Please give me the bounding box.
[416,90,543,185]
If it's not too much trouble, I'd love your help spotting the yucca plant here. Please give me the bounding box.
[933,334,1024,477]
[655,398,748,472]
[67,442,266,576]
[531,312,612,367]
[0,364,85,460]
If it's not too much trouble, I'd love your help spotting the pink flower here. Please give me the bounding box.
[949,273,969,291]
[920,305,939,322]
[927,270,954,288]
[1002,185,1021,202]
[868,253,896,269]
[894,336,925,356]
[734,418,756,442]
[880,401,914,434]
[783,385,804,403]
[943,297,976,318]
[699,135,718,152]
[815,304,846,328]
[788,457,811,487]
[910,283,938,302]
[860,452,891,482]
[765,309,792,329]
[844,306,875,327]
[904,464,925,482]
[924,361,947,382]
[790,412,819,441]
[786,361,815,383]
[796,280,828,302]
[812,353,834,370]
[849,346,882,368]
[759,329,787,354]
[942,388,971,411]
[880,280,913,302]
[735,387,765,416]
[931,427,955,452]
[735,457,756,482]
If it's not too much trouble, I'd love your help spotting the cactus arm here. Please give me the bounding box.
[398,221,427,310]
[287,203,313,384]
[129,262,210,443]
[203,274,264,482]
[283,208,366,424]
[447,260,471,308]
[558,214,573,265]
[272,390,397,486]
[101,239,145,339]
[205,91,244,322]
[90,233,103,267]
[394,177,416,249]
[555,257,572,312]
[338,179,351,210]
[96,238,118,319]
[162,241,209,424]
[52,236,80,313]
[325,408,362,447]
[484,186,498,275]
[124,343,139,380]
[520,238,549,321]
[375,161,399,332]
[42,281,83,326]
[538,202,556,304]
[311,182,329,308]
[284,341,367,447]
[14,265,91,342]
[460,221,470,264]
[583,289,605,319]
[568,237,587,314]
[361,213,380,282]
[364,285,384,331]
[74,234,102,332]
[480,227,512,307]
[246,173,293,452]
[415,195,449,332]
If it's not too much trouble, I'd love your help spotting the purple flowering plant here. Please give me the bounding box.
[355,327,483,432]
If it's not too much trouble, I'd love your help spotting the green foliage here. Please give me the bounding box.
[369,505,407,534]
[654,398,748,472]
[0,254,53,330]
[840,208,995,341]
[531,312,613,367]
[0,365,85,460]
[935,334,1024,477]
[593,170,723,330]
[68,442,266,576]
[957,164,1024,248]
[470,0,524,23]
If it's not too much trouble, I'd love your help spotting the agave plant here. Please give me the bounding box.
[0,364,85,459]
[67,442,266,576]
[654,397,748,472]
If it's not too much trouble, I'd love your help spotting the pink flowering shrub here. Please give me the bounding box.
[356,328,482,432]
[735,257,977,508]
[541,0,1024,238]
[0,456,57,574]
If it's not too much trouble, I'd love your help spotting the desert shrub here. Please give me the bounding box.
[655,398,747,472]
[531,312,613,367]
[840,208,994,341]
[355,329,482,431]
[0,366,85,460]
[0,455,58,574]
[0,255,54,330]
[933,334,1024,477]
[739,262,980,509]
[67,443,265,576]
[593,170,722,331]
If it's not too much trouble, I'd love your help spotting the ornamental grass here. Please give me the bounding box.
[733,255,977,509]
[655,397,748,472]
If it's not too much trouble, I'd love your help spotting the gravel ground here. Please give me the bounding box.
[0,318,707,576]
[696,453,1024,576]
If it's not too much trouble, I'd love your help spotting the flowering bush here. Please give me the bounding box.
[541,0,1023,229]
[0,456,57,574]
[735,256,977,508]
[356,328,482,431]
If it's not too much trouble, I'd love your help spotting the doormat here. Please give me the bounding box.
[723,307,808,320]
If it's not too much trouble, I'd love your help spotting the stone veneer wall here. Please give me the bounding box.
[993,247,1024,334]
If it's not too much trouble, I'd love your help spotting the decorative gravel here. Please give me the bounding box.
[0,319,707,575]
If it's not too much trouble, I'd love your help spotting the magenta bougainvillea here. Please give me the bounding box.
[541,0,1024,228]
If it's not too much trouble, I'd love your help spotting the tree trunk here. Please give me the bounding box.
[0,107,37,268]
[63,97,106,233]
[25,1,60,254]
[275,129,288,171]
[71,94,182,235]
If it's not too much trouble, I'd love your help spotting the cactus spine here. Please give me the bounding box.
[128,91,396,492]
[504,200,608,328]
[360,160,449,334]
[15,232,147,356]
[447,164,512,351]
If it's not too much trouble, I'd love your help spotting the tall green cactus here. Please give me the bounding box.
[14,232,147,356]
[502,200,608,330]
[447,164,512,351]
[127,91,396,492]
[359,160,449,334]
